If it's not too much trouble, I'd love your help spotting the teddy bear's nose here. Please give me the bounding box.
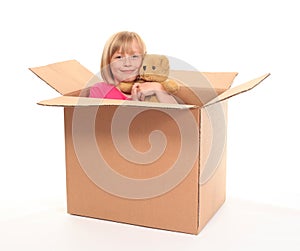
[143,65,147,71]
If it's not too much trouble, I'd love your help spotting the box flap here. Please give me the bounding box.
[204,73,270,107]
[29,60,100,95]
[169,70,238,106]
[38,96,197,109]
[170,70,238,91]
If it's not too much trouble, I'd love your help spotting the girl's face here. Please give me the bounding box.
[110,39,143,85]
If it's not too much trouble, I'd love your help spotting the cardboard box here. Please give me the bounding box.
[30,60,269,234]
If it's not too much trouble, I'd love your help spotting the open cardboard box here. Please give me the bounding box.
[30,60,269,234]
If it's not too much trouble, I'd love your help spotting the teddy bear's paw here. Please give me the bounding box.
[163,79,180,94]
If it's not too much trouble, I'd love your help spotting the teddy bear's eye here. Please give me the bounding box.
[152,66,156,70]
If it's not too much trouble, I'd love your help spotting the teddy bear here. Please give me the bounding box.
[119,54,180,102]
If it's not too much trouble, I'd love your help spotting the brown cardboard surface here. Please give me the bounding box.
[170,71,238,106]
[170,70,238,90]
[198,101,228,232]
[29,60,99,95]
[65,106,200,234]
[38,95,197,109]
[205,73,270,107]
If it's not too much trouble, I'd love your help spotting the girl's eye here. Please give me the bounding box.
[115,56,122,59]
[131,55,141,60]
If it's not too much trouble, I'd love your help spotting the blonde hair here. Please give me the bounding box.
[101,31,146,84]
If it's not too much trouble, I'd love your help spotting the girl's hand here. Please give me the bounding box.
[131,83,140,101]
[135,82,163,101]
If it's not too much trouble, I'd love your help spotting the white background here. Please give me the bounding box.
[0,0,299,250]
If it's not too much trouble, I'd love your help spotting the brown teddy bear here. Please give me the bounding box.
[119,54,180,102]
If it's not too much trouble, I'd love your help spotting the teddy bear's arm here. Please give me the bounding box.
[160,79,180,94]
[119,82,134,94]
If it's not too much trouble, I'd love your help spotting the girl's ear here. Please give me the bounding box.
[141,52,147,62]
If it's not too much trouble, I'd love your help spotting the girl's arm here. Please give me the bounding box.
[132,82,178,104]
[155,91,178,104]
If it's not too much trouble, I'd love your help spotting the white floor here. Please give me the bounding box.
[1,197,299,251]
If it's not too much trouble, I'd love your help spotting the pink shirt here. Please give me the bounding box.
[89,82,129,100]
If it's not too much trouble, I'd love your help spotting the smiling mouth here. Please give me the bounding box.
[120,69,136,73]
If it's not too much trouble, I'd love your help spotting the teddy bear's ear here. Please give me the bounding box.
[159,55,170,76]
[159,55,170,71]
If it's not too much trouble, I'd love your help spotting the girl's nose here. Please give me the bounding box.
[123,56,132,66]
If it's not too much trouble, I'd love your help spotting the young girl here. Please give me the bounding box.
[89,31,177,103]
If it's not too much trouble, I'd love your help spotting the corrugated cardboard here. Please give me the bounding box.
[30,60,270,234]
